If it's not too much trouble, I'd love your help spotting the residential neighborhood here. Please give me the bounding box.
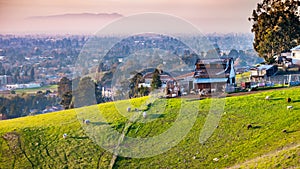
[1,33,300,120]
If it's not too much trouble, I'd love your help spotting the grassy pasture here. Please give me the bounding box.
[1,87,300,168]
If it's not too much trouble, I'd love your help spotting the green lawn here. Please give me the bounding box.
[15,85,58,94]
[1,87,300,168]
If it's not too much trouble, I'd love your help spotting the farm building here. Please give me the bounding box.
[193,57,235,92]
[250,65,278,81]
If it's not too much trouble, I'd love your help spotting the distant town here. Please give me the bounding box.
[1,32,300,121]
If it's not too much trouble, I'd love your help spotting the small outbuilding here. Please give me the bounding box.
[250,65,278,81]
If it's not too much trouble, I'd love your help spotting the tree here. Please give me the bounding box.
[30,67,35,81]
[129,72,144,98]
[249,0,300,64]
[60,91,73,109]
[139,85,150,96]
[0,62,5,75]
[151,69,162,90]
[6,69,12,76]
[58,77,73,109]
[58,77,72,97]
[73,77,96,107]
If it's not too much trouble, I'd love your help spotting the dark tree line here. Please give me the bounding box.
[0,63,35,83]
[0,92,58,119]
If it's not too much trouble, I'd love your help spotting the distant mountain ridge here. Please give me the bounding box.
[28,13,123,20]
[21,13,124,34]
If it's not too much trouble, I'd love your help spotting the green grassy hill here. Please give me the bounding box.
[1,87,300,168]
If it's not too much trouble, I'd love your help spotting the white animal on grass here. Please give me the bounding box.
[265,96,270,100]
[84,119,90,124]
[287,106,293,110]
[63,133,67,139]
[143,111,147,118]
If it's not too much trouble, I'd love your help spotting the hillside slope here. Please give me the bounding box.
[1,87,300,168]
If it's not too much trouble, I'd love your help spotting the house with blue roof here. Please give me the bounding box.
[193,57,235,93]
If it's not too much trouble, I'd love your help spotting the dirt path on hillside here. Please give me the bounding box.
[228,143,300,169]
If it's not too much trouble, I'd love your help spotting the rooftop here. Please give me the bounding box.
[194,78,228,84]
[250,65,274,71]
[291,45,300,51]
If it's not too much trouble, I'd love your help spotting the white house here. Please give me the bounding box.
[6,83,41,90]
[290,45,300,65]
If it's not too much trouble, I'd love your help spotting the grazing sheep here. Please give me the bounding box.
[265,96,270,100]
[84,119,90,124]
[127,107,131,112]
[213,158,219,162]
[143,111,147,119]
[247,124,252,130]
[63,133,68,139]
[287,98,292,103]
[287,106,293,110]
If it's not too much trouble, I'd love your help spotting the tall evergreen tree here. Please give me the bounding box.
[0,63,5,75]
[249,0,300,64]
[151,69,162,90]
[58,77,72,97]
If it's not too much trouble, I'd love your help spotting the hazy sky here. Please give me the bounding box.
[0,0,261,34]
